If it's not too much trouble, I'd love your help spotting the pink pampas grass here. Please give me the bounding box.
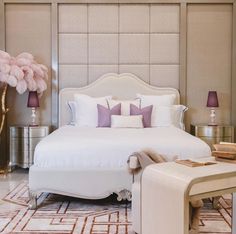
[0,50,48,95]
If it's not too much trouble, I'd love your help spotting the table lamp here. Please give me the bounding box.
[206,91,219,126]
[27,91,39,126]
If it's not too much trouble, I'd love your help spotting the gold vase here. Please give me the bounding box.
[0,83,9,174]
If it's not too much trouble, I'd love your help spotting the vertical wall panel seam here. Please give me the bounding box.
[51,2,59,128]
[232,2,236,139]
[87,3,89,84]
[179,2,187,105]
[0,0,5,50]
[148,3,151,84]
[118,3,120,73]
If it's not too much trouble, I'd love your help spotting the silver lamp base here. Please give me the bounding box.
[30,107,38,126]
[208,108,217,126]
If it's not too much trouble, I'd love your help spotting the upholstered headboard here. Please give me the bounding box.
[59,73,180,127]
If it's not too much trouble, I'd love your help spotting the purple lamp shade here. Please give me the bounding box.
[27,91,39,108]
[206,91,219,108]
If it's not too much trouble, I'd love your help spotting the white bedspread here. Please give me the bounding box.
[34,126,211,169]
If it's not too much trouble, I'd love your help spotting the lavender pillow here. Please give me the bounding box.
[130,104,153,128]
[97,103,121,127]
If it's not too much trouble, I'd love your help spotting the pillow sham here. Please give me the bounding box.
[130,104,153,128]
[171,105,188,130]
[149,105,188,128]
[74,94,112,127]
[67,101,77,125]
[108,99,140,116]
[137,94,176,127]
[97,103,121,127]
[137,94,176,107]
[111,115,143,128]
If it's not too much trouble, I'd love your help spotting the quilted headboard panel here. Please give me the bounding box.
[59,73,180,127]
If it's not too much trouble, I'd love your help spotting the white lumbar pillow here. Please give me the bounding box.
[111,115,143,128]
[74,94,112,127]
[108,99,140,116]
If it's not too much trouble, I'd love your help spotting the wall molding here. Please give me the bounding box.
[232,1,236,135]
[1,0,235,3]
[51,2,58,129]
[179,2,187,105]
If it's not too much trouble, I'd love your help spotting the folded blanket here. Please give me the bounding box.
[129,150,203,233]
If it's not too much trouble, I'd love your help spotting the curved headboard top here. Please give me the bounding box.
[59,73,180,127]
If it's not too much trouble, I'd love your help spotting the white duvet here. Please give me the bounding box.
[34,126,211,169]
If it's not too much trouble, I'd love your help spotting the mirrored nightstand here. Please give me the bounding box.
[9,125,50,169]
[190,124,235,150]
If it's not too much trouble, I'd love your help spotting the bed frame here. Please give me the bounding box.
[28,73,180,209]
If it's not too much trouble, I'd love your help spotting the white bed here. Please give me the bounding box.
[29,73,211,208]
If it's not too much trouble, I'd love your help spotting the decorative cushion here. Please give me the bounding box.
[111,115,144,128]
[130,104,153,128]
[74,94,112,127]
[97,103,121,127]
[108,99,140,116]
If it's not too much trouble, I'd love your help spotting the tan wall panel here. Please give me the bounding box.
[186,4,232,129]
[5,4,51,126]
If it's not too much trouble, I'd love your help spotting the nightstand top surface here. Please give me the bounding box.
[191,124,234,128]
[9,125,50,128]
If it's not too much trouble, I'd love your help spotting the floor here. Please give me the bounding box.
[0,169,232,234]
[0,168,27,199]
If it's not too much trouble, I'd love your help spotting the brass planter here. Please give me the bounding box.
[0,83,9,174]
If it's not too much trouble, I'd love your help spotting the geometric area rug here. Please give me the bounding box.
[0,182,232,233]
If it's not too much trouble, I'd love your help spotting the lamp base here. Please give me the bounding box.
[208,108,217,126]
[30,107,38,126]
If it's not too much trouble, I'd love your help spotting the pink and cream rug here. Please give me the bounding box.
[0,182,232,233]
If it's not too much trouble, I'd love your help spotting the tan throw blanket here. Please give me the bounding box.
[129,150,203,233]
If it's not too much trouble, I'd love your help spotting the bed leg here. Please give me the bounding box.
[28,191,37,210]
[116,189,132,202]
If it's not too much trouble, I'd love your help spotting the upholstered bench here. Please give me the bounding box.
[138,158,236,234]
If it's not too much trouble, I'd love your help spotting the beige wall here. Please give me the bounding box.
[58,4,180,89]
[186,4,233,129]
[0,1,235,162]
[5,4,52,126]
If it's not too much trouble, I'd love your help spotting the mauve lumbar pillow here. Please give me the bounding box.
[97,103,121,127]
[130,104,153,128]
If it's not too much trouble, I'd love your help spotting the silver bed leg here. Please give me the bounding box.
[116,189,132,202]
[232,193,236,234]
[28,191,37,210]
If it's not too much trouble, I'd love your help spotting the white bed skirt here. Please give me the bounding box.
[29,165,133,199]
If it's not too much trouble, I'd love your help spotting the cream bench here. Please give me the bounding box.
[140,158,236,234]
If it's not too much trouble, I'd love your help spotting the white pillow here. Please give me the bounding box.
[111,115,143,128]
[171,105,188,130]
[74,94,112,127]
[152,106,173,127]
[150,105,188,128]
[108,99,140,115]
[137,94,176,107]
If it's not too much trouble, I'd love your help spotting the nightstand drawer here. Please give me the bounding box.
[200,137,233,147]
[10,138,28,152]
[10,127,28,138]
[9,125,51,169]
[29,127,50,138]
[194,126,233,137]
